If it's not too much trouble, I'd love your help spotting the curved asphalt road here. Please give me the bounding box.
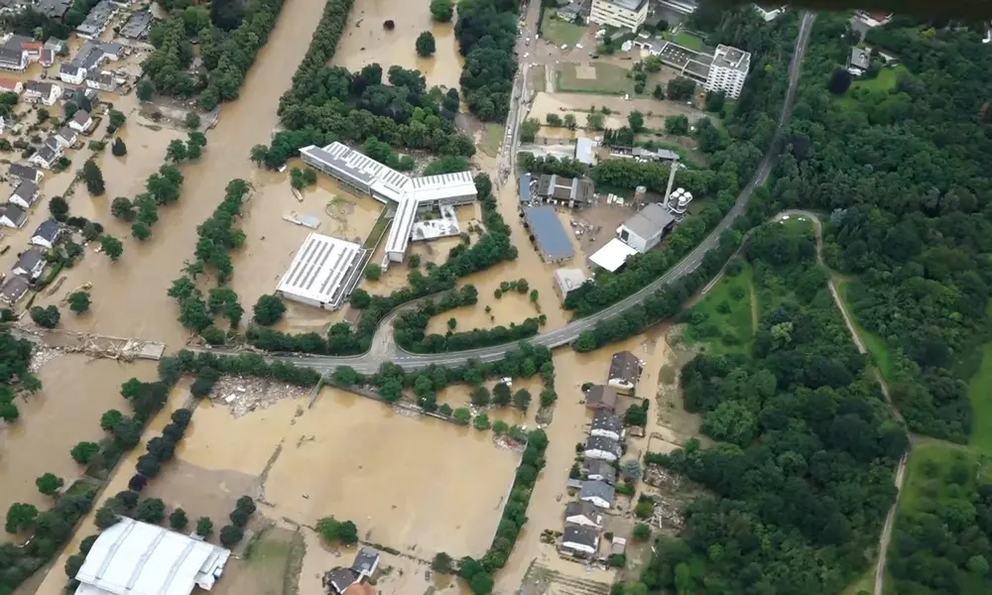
[242,12,817,374]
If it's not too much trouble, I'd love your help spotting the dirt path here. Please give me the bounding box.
[749,282,758,332]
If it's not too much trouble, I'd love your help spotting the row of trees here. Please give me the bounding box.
[637,220,908,594]
[454,0,518,122]
[108,163,186,240]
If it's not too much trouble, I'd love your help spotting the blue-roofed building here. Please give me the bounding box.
[523,206,574,262]
[519,173,532,205]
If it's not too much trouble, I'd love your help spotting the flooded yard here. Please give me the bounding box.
[0,355,156,543]
[333,0,464,89]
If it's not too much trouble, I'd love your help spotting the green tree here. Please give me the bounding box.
[493,382,511,406]
[71,441,100,464]
[111,137,127,156]
[253,294,286,325]
[49,195,69,220]
[665,114,689,135]
[520,118,539,143]
[432,552,454,573]
[107,109,126,132]
[633,523,651,541]
[94,503,120,529]
[111,196,135,220]
[100,235,124,261]
[132,222,152,241]
[471,385,491,407]
[564,114,577,130]
[473,413,491,430]
[35,472,64,496]
[587,112,605,130]
[6,503,38,533]
[219,524,244,546]
[169,508,188,530]
[137,79,153,101]
[100,409,123,432]
[68,291,90,313]
[81,159,105,195]
[316,516,358,544]
[416,31,436,57]
[513,389,531,410]
[185,111,201,130]
[166,139,188,162]
[196,516,214,537]
[453,407,472,425]
[365,263,382,281]
[430,0,454,21]
[30,305,60,328]
[628,111,645,133]
[136,498,166,523]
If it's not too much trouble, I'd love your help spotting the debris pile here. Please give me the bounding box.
[29,344,62,372]
[212,376,311,418]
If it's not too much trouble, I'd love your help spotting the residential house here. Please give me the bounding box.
[121,11,153,39]
[0,46,26,72]
[38,0,72,19]
[617,202,677,253]
[76,0,118,39]
[69,110,93,133]
[30,219,60,249]
[54,126,77,148]
[39,49,54,68]
[578,480,616,509]
[848,46,870,75]
[0,274,29,305]
[590,410,623,441]
[351,548,379,580]
[59,64,86,85]
[324,568,359,594]
[584,435,622,462]
[564,501,604,529]
[0,77,23,94]
[584,384,618,412]
[322,547,379,594]
[9,180,39,209]
[29,137,63,169]
[608,350,642,395]
[0,203,27,228]
[43,38,67,55]
[23,81,62,106]
[8,162,42,185]
[583,459,617,485]
[561,524,599,557]
[20,40,41,62]
[12,249,45,279]
[85,71,118,92]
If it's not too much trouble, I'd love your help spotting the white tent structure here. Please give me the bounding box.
[74,517,230,595]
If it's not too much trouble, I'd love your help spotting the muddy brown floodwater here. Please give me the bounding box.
[0,356,156,544]
[18,0,330,348]
[333,0,464,90]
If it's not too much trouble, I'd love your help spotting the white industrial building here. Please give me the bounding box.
[73,517,230,595]
[633,39,751,99]
[589,0,648,31]
[277,232,368,310]
[300,142,476,263]
[617,203,677,253]
[553,268,588,303]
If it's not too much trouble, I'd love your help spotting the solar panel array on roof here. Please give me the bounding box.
[524,206,575,262]
[277,233,366,310]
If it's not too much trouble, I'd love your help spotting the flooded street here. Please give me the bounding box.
[333,0,464,89]
[19,0,330,348]
[0,356,156,543]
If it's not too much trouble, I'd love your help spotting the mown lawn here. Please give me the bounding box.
[541,10,586,47]
[852,65,909,93]
[556,62,632,95]
[480,123,505,157]
[682,261,754,354]
[662,30,706,51]
[838,279,895,380]
[969,340,992,453]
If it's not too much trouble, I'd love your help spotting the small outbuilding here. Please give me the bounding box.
[553,267,587,304]
[589,238,639,273]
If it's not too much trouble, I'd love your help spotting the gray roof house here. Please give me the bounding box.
[0,275,29,305]
[12,249,45,279]
[55,126,78,148]
[30,219,61,249]
[848,47,870,74]
[121,11,153,39]
[9,180,39,209]
[585,384,619,411]
[0,203,28,228]
[351,548,380,579]
[323,568,358,594]
[8,162,42,184]
[564,500,604,529]
[608,350,642,394]
[0,46,26,71]
[579,480,616,509]
[583,459,617,485]
[584,435,622,462]
[591,410,623,440]
[38,0,72,18]
[561,524,600,557]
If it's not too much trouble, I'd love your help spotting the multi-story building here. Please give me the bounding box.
[704,44,751,98]
[589,0,647,31]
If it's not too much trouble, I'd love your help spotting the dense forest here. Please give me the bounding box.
[454,0,519,121]
[639,221,907,594]
[256,0,473,167]
[563,7,799,317]
[141,0,284,109]
[755,14,992,442]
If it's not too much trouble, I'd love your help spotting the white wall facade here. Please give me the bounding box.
[589,0,647,31]
[584,448,618,462]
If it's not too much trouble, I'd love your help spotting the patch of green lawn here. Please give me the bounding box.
[661,30,705,52]
[852,65,908,93]
[968,341,992,453]
[556,62,632,95]
[541,10,586,47]
[837,279,895,380]
[480,123,504,157]
[683,261,754,354]
[529,64,546,93]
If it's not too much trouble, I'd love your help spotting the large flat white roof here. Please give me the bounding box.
[74,517,229,595]
[590,238,639,272]
[302,143,476,259]
[277,232,365,308]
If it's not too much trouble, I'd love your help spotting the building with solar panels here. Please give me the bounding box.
[276,233,368,310]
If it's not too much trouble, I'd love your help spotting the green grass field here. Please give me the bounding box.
[556,62,632,95]
[968,341,992,453]
[837,279,895,380]
[662,30,705,51]
[541,10,586,47]
[530,64,546,93]
[682,261,755,354]
[480,123,504,157]
[852,65,909,93]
